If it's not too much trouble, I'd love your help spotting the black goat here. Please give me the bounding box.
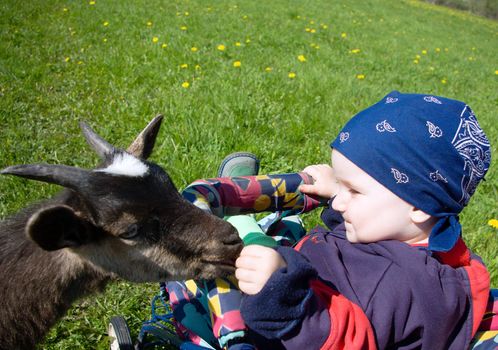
[0,116,242,349]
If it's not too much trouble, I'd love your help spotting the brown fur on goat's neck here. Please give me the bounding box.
[0,198,110,350]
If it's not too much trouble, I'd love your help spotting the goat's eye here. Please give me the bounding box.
[120,224,140,240]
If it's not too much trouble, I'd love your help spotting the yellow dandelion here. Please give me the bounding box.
[296,15,301,19]
[242,15,248,19]
[435,48,441,53]
[195,64,201,70]
[103,38,107,42]
[444,48,449,52]
[441,78,447,84]
[89,0,95,5]
[415,54,421,59]
[233,60,241,67]
[180,25,187,31]
[350,48,361,54]
[321,24,328,29]
[64,57,70,62]
[77,61,83,65]
[356,74,365,80]
[413,59,419,64]
[182,81,190,88]
[314,45,320,49]
[103,21,109,26]
[63,8,68,12]
[246,38,251,43]
[488,219,498,229]
[147,21,153,27]
[152,37,159,43]
[185,12,189,16]
[310,20,315,24]
[235,42,241,47]
[305,28,311,32]
[180,63,188,69]
[310,29,316,33]
[191,47,198,52]
[310,43,316,48]
[298,55,306,62]
[422,50,428,55]
[265,67,272,72]
[217,44,226,51]
[341,32,347,38]
[162,43,168,48]
[288,72,296,79]
[495,70,498,75]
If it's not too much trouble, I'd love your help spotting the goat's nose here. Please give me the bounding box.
[222,229,242,246]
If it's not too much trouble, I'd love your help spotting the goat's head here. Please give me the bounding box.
[1,116,243,281]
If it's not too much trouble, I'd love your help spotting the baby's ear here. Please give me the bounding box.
[409,207,433,224]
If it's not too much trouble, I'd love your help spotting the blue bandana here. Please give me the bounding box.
[331,91,491,252]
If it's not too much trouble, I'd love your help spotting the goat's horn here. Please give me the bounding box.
[80,121,115,160]
[127,114,164,160]
[1,164,88,190]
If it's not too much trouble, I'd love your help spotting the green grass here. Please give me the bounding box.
[0,0,497,348]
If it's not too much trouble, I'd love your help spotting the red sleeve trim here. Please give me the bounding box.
[310,279,377,350]
[433,238,471,268]
[463,259,490,336]
[294,234,312,251]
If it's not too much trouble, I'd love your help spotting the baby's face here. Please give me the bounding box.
[331,149,419,244]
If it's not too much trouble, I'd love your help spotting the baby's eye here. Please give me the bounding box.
[349,188,360,195]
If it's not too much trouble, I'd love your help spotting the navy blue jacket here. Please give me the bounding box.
[241,208,490,349]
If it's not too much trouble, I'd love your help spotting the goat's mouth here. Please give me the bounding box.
[201,258,236,269]
[199,258,236,277]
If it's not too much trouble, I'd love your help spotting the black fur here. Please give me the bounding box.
[0,117,242,349]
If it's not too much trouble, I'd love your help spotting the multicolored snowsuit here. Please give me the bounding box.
[167,173,324,349]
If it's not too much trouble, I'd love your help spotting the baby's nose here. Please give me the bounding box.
[331,194,347,213]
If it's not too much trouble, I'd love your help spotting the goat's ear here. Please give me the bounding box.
[27,205,95,251]
[127,114,163,160]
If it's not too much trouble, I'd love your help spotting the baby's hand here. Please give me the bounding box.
[299,164,338,199]
[235,245,286,295]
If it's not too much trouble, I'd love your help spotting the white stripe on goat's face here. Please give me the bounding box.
[96,153,149,177]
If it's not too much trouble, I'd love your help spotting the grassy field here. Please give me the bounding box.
[0,0,497,348]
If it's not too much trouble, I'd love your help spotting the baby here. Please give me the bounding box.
[236,91,492,349]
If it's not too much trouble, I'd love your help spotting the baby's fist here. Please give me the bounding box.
[235,245,286,295]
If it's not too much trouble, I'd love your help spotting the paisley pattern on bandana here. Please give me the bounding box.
[430,170,448,183]
[427,121,443,138]
[339,132,350,143]
[391,168,409,183]
[376,120,397,133]
[424,96,442,104]
[451,106,491,206]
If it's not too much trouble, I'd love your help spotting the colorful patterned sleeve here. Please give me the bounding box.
[181,173,327,218]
